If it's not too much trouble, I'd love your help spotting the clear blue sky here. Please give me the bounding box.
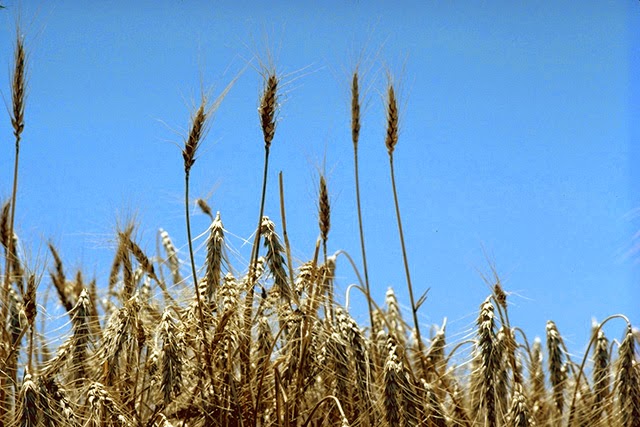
[0,1,637,354]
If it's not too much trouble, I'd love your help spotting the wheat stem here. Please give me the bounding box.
[278,172,296,295]
[351,72,374,333]
[384,82,427,379]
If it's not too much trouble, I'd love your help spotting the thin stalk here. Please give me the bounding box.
[181,100,214,379]
[1,140,19,324]
[278,172,295,294]
[321,237,331,322]
[184,171,209,350]
[249,148,271,281]
[351,72,374,332]
[2,28,26,336]
[1,30,26,424]
[389,153,427,377]
[240,146,269,420]
[242,70,278,421]
[385,81,427,375]
[567,314,630,426]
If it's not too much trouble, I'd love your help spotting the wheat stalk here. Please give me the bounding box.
[384,81,427,378]
[1,33,27,419]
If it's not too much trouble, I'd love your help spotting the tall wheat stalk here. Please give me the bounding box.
[1,28,26,332]
[242,69,279,423]
[180,75,237,378]
[384,81,427,376]
[351,71,375,332]
[0,28,26,425]
[181,100,214,382]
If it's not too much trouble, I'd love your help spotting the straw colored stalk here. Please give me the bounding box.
[384,81,427,376]
[350,72,375,334]
[244,70,280,399]
[2,30,28,379]
[181,98,214,378]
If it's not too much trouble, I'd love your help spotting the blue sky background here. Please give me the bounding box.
[0,1,638,354]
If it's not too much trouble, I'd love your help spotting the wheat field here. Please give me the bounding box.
[0,19,639,427]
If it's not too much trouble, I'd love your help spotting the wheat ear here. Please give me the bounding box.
[615,324,640,427]
[0,201,10,250]
[528,337,548,425]
[546,320,567,419]
[23,274,36,371]
[205,212,224,304]
[158,308,184,405]
[16,373,37,427]
[592,327,611,421]
[476,297,499,427]
[506,383,533,427]
[318,174,333,318]
[160,228,181,285]
[383,337,402,427]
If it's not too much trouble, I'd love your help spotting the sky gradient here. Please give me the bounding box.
[0,1,638,354]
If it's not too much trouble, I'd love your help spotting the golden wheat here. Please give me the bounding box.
[0,21,636,427]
